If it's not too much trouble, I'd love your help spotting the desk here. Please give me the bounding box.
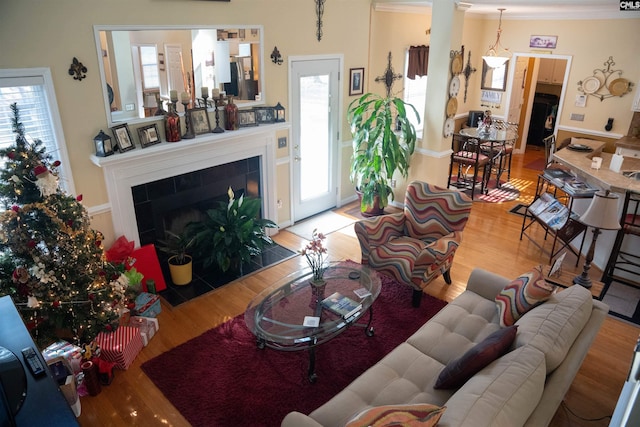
[458,127,518,185]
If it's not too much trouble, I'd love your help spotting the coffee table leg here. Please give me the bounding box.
[365,307,375,337]
[308,337,318,383]
[256,336,266,349]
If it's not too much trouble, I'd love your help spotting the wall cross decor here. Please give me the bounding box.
[315,0,326,41]
[375,52,403,98]
[462,50,477,103]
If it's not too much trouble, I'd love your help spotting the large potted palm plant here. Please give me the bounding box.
[347,92,419,215]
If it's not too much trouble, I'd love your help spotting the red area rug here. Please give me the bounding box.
[141,274,447,427]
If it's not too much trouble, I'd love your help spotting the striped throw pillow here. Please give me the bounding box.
[346,403,446,427]
[495,269,556,327]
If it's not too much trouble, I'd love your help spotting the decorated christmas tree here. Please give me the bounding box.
[0,103,131,348]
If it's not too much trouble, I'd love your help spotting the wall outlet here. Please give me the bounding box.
[278,137,287,148]
[125,103,135,111]
[570,113,585,121]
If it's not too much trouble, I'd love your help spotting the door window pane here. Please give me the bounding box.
[299,75,330,201]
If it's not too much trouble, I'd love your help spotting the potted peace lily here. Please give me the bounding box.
[187,187,277,274]
[347,92,419,215]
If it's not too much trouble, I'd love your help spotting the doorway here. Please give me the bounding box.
[506,53,572,153]
[290,57,341,222]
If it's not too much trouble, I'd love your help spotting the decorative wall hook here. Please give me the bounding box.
[68,57,87,81]
[270,47,283,65]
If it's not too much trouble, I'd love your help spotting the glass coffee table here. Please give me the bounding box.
[244,262,382,382]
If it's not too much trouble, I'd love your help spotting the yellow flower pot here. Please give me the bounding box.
[168,255,193,286]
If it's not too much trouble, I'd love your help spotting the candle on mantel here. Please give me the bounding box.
[212,88,220,99]
[181,92,190,103]
[201,86,209,98]
[170,90,178,102]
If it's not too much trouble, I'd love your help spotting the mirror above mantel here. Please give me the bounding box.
[94,25,265,127]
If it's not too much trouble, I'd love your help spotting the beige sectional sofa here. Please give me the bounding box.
[282,268,609,427]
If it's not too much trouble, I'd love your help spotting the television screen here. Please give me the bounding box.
[0,346,27,426]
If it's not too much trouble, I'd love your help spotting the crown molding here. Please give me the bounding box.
[372,1,640,20]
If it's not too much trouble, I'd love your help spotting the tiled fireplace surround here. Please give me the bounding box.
[91,124,287,248]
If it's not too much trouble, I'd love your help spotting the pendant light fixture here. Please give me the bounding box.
[482,8,512,68]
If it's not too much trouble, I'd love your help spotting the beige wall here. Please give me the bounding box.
[1,1,639,244]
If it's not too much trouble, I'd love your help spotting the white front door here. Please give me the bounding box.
[291,57,341,222]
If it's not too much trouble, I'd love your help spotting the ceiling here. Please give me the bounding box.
[373,0,640,20]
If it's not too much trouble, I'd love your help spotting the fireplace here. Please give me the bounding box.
[132,156,261,246]
[91,125,286,247]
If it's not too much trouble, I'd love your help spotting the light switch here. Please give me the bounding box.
[278,137,287,148]
[570,113,585,121]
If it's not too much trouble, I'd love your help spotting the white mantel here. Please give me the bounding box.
[91,123,289,246]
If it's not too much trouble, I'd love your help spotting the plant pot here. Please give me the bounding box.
[168,255,193,286]
[356,189,385,217]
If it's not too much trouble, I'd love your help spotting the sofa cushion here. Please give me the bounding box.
[434,325,518,389]
[346,403,445,427]
[495,269,556,327]
[308,342,453,427]
[407,290,501,365]
[514,284,593,373]
[437,345,547,427]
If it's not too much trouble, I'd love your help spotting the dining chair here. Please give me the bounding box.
[448,133,490,200]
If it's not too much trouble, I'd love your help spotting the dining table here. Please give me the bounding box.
[457,126,518,188]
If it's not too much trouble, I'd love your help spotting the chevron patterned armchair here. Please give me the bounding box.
[354,182,472,307]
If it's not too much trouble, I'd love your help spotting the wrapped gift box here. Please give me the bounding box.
[134,292,161,318]
[128,316,159,346]
[42,340,84,374]
[93,326,143,370]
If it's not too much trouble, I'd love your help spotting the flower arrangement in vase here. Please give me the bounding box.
[300,228,328,285]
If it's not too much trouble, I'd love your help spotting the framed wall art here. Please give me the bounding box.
[187,107,211,135]
[529,35,558,49]
[137,123,161,148]
[254,107,275,124]
[238,109,258,127]
[349,67,365,96]
[111,123,135,152]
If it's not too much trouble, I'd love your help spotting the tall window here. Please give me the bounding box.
[0,68,74,194]
[139,45,160,90]
[403,51,427,134]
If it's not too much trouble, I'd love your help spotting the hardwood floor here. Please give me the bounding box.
[77,147,639,426]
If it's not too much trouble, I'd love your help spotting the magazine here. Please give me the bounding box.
[537,200,568,226]
[528,193,554,216]
[322,292,363,319]
[562,178,598,196]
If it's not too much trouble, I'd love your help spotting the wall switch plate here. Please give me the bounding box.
[570,113,585,121]
[125,103,135,111]
[278,137,287,148]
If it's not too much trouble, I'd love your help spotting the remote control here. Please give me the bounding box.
[21,347,46,377]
